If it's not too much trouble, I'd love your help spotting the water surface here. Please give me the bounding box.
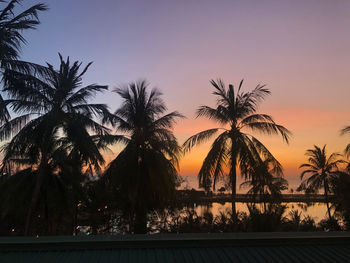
[194,202,328,222]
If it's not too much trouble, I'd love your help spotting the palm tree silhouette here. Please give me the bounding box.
[0,149,73,235]
[240,157,288,209]
[0,54,112,235]
[0,0,47,125]
[0,0,47,72]
[340,126,350,158]
[183,79,291,216]
[0,132,114,235]
[298,145,345,220]
[104,80,183,233]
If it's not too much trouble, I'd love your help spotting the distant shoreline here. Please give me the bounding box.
[177,191,333,204]
[179,175,300,194]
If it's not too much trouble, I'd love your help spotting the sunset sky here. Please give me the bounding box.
[20,0,350,189]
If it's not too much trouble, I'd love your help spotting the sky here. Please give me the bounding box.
[15,0,350,189]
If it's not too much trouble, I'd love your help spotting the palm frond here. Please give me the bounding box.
[93,134,130,150]
[244,121,291,143]
[240,114,275,126]
[198,131,229,190]
[0,113,31,140]
[340,126,350,135]
[72,103,110,118]
[152,111,184,129]
[196,105,228,124]
[0,94,10,124]
[210,79,228,104]
[1,60,51,75]
[249,136,283,176]
[345,143,350,158]
[299,163,319,170]
[66,85,108,105]
[182,128,219,153]
[0,0,47,63]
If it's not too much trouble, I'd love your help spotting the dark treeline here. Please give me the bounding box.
[0,1,350,236]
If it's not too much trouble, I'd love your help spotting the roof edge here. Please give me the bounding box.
[1,232,350,251]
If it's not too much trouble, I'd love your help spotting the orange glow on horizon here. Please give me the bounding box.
[100,105,349,190]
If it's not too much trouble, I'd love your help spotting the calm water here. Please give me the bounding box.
[180,175,329,222]
[194,202,328,222]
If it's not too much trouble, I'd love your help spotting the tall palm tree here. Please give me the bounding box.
[298,145,345,220]
[0,54,112,235]
[104,80,183,233]
[183,79,291,215]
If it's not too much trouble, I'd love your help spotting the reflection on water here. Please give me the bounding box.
[194,202,328,222]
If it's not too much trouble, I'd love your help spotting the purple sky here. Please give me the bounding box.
[17,0,350,189]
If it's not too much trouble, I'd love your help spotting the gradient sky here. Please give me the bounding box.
[17,0,350,189]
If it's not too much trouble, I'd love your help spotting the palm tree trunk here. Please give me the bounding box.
[324,180,332,220]
[73,201,78,235]
[134,206,147,234]
[24,154,49,235]
[44,190,50,235]
[229,135,237,218]
[230,158,237,217]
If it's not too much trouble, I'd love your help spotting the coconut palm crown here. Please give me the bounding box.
[0,0,48,125]
[183,79,291,215]
[0,0,48,71]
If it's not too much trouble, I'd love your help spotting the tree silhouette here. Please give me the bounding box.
[332,170,350,229]
[298,145,345,220]
[183,79,291,216]
[0,0,47,125]
[0,149,73,235]
[0,0,48,72]
[240,157,288,209]
[0,54,112,235]
[340,126,350,159]
[104,80,183,233]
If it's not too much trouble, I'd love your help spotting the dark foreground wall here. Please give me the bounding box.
[0,232,350,263]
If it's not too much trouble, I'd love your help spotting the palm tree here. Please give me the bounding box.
[0,0,47,125]
[340,126,350,158]
[240,158,288,209]
[0,0,47,72]
[0,134,113,235]
[104,80,183,233]
[183,79,291,215]
[0,154,71,235]
[298,145,345,220]
[332,170,350,229]
[0,54,112,235]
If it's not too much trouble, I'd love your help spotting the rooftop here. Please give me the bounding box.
[1,232,350,262]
